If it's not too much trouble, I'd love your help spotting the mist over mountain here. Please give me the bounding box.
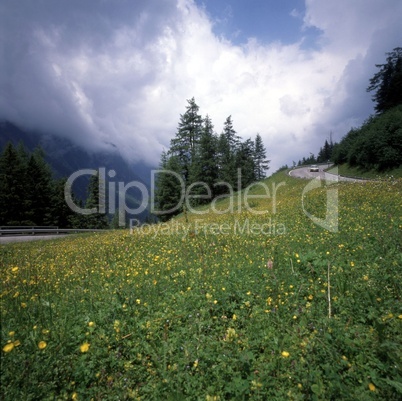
[0,121,153,220]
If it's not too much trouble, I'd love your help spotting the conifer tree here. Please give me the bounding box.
[0,143,27,225]
[253,133,270,180]
[217,116,240,191]
[367,47,402,114]
[188,115,218,205]
[50,178,77,228]
[154,152,184,221]
[84,173,109,228]
[25,147,53,225]
[236,138,256,188]
[169,97,203,184]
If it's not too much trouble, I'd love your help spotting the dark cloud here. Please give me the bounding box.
[0,0,180,157]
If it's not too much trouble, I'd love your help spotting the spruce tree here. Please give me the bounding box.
[253,133,270,180]
[188,115,219,205]
[50,178,77,228]
[236,138,256,188]
[367,47,402,114]
[154,152,184,221]
[25,147,53,225]
[0,143,27,225]
[84,173,109,229]
[169,97,203,184]
[217,116,240,191]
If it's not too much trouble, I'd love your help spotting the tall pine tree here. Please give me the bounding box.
[169,97,203,185]
[154,151,184,221]
[253,133,270,180]
[188,115,219,205]
[25,147,53,225]
[367,47,402,114]
[236,138,256,188]
[84,172,109,229]
[0,142,27,225]
[217,116,241,191]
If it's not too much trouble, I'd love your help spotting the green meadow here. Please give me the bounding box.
[1,171,401,400]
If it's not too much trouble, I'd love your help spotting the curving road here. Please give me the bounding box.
[289,164,365,182]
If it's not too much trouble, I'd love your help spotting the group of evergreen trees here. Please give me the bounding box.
[0,142,108,228]
[296,138,335,167]
[296,48,402,172]
[154,98,270,221]
[332,47,402,171]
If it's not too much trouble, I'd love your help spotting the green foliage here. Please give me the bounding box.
[333,105,402,171]
[84,173,109,229]
[154,152,184,221]
[253,133,270,180]
[0,143,28,225]
[0,142,108,228]
[169,97,203,184]
[188,115,219,205]
[0,143,65,226]
[156,98,270,221]
[367,47,402,114]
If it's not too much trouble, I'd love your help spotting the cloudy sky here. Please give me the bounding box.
[1,0,401,172]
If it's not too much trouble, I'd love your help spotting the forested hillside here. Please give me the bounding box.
[296,48,402,172]
[332,105,402,171]
[0,142,109,228]
[0,122,151,227]
[331,48,402,171]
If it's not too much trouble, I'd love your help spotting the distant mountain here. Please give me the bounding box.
[0,120,154,222]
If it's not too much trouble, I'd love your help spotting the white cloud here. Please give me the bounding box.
[0,0,401,171]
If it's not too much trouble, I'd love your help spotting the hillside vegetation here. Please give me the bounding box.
[332,105,402,172]
[1,171,401,400]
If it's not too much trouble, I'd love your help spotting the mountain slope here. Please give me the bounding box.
[0,120,153,221]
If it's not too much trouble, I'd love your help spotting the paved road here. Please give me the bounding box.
[289,164,365,182]
[0,234,68,245]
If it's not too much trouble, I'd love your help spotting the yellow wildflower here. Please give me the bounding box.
[38,341,47,350]
[281,351,290,358]
[80,342,90,353]
[3,343,14,353]
[368,383,376,392]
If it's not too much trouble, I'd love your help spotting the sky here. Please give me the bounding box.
[0,0,401,172]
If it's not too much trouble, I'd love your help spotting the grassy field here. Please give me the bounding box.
[1,171,402,400]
